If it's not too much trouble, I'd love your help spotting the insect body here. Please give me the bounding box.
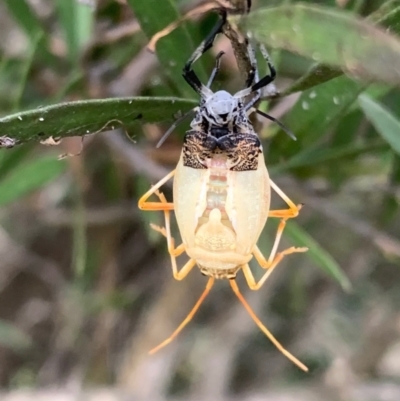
[174,92,267,279]
[139,53,308,371]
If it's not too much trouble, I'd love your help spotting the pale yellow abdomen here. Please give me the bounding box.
[173,153,270,278]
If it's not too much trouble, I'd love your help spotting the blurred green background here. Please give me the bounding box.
[0,0,400,400]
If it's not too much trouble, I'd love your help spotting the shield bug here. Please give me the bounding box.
[138,50,308,371]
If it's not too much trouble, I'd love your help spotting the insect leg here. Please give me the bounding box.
[251,44,276,91]
[245,245,308,290]
[149,277,214,354]
[235,43,276,103]
[182,12,226,94]
[152,190,197,281]
[234,39,258,100]
[138,170,175,211]
[244,183,307,284]
[206,51,225,88]
[258,44,279,99]
[230,278,308,371]
[185,12,226,73]
[268,179,303,219]
[244,39,257,88]
[244,44,277,110]
[148,194,213,354]
[157,25,226,148]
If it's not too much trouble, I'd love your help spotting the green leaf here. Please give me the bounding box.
[240,3,400,87]
[359,94,400,155]
[270,140,387,174]
[282,1,400,95]
[0,155,67,206]
[13,33,42,111]
[288,76,364,146]
[271,2,400,160]
[0,145,33,178]
[0,97,196,146]
[3,0,44,43]
[127,0,207,98]
[268,12,400,165]
[55,0,94,62]
[285,222,352,292]
[3,0,53,64]
[282,64,342,97]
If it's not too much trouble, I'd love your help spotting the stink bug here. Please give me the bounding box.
[138,50,308,371]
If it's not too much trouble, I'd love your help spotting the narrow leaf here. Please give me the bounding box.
[280,75,365,159]
[240,4,400,86]
[0,145,33,178]
[270,141,387,174]
[285,222,352,292]
[3,0,44,42]
[282,1,400,95]
[3,0,53,63]
[55,0,94,62]
[359,94,400,155]
[0,97,196,146]
[0,155,67,206]
[13,33,42,111]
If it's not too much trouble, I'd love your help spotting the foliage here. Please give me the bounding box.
[0,0,400,399]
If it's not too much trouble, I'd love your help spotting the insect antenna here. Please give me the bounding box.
[229,279,308,372]
[156,108,196,148]
[255,109,297,141]
[149,277,215,354]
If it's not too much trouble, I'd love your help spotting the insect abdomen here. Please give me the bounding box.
[203,156,230,219]
[194,155,236,252]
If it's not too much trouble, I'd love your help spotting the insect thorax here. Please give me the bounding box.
[182,109,262,171]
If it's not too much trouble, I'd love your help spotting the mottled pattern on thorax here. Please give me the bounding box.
[182,109,262,171]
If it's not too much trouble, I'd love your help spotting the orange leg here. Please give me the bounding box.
[268,178,302,218]
[138,169,175,211]
[148,190,212,355]
[258,179,306,284]
[230,279,308,372]
[150,190,195,281]
[243,245,307,291]
[248,206,308,288]
[236,215,308,370]
[149,277,214,355]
